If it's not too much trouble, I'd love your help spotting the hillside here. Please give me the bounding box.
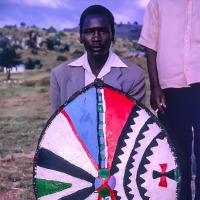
[64,22,142,40]
[0,25,144,53]
[0,26,145,74]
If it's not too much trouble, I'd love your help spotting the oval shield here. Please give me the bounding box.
[33,82,181,200]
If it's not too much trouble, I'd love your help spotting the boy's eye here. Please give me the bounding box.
[100,29,109,33]
[84,28,109,35]
[84,29,93,34]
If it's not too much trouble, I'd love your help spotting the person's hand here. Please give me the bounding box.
[150,86,166,114]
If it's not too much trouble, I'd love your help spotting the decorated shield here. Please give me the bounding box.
[33,81,181,200]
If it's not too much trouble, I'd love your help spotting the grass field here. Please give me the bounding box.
[0,69,51,199]
[0,53,151,199]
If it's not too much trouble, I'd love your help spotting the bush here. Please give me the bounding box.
[23,81,36,87]
[39,88,48,93]
[46,37,61,50]
[34,59,41,65]
[56,31,66,38]
[72,49,84,58]
[58,44,70,52]
[24,58,35,70]
[56,55,68,61]
[31,49,38,55]
[24,58,42,70]
[39,77,50,86]
[113,49,122,56]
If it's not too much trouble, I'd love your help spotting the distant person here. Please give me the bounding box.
[138,0,200,199]
[50,5,146,113]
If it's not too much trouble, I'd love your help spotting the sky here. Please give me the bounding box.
[0,0,150,30]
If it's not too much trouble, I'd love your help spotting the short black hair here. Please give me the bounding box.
[79,5,115,41]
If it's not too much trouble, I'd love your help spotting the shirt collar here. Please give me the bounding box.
[69,49,128,86]
[68,49,128,69]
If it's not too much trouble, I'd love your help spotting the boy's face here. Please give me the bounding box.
[80,14,112,59]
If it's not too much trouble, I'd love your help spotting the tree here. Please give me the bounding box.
[0,47,22,80]
[4,25,17,29]
[26,30,37,49]
[46,26,57,33]
[0,37,10,48]
[45,37,61,50]
[20,22,26,28]
[31,25,36,28]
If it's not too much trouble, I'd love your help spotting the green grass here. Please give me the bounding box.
[0,75,51,199]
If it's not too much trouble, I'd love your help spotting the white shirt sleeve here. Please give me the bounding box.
[138,0,159,52]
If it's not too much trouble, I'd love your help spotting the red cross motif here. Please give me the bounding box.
[159,163,168,188]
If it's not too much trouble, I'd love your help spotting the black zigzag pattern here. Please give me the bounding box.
[124,118,153,199]
[110,105,140,199]
[136,131,165,199]
[110,105,140,175]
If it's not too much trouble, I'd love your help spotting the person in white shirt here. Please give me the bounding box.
[50,5,146,113]
[138,0,200,199]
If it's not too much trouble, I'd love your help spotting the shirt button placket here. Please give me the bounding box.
[184,0,192,83]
